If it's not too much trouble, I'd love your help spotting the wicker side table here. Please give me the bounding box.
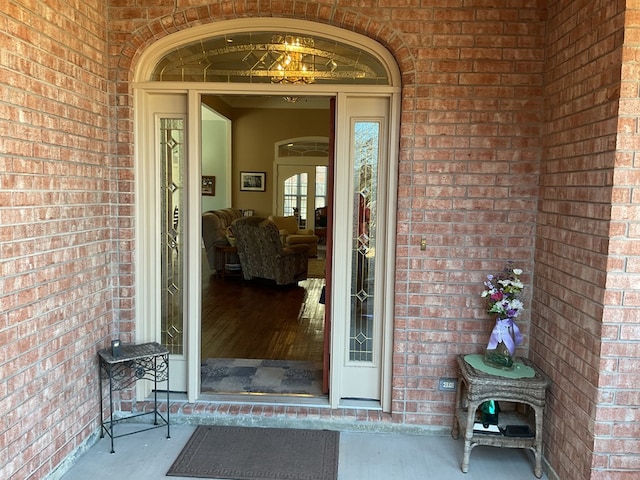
[451,354,549,478]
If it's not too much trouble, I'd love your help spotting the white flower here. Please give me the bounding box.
[481,263,525,320]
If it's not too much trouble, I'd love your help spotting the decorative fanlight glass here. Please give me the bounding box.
[151,31,389,85]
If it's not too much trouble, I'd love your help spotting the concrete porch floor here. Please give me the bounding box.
[58,421,549,480]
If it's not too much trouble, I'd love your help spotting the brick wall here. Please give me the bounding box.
[534,0,640,479]
[594,2,640,479]
[396,2,544,428]
[0,1,111,479]
[1,0,638,479]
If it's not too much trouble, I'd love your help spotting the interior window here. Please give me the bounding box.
[284,173,308,226]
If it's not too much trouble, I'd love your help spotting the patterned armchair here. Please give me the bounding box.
[232,217,309,285]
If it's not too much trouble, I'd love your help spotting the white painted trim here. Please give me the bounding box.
[187,90,203,402]
[381,91,401,412]
[328,93,347,408]
[133,83,397,96]
[134,90,156,376]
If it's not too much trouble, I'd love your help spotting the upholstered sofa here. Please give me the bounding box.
[232,217,309,285]
[268,215,319,257]
[202,208,243,272]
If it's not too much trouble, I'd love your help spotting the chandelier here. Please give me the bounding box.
[269,35,315,85]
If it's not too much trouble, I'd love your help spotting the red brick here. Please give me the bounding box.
[3,2,639,480]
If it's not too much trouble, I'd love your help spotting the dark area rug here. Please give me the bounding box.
[167,425,339,480]
[201,358,323,396]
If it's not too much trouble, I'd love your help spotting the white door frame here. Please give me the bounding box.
[133,19,400,409]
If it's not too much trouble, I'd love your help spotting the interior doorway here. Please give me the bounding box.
[273,137,330,228]
[199,100,331,398]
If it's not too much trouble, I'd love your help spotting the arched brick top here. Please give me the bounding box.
[113,1,416,87]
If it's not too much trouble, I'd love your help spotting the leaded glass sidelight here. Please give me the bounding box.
[160,118,185,355]
[350,121,379,362]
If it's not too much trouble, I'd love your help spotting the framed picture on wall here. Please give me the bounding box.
[240,171,266,192]
[202,175,215,196]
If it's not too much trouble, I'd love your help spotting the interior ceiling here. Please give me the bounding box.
[211,95,331,109]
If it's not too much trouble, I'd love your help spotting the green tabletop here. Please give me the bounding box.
[464,353,536,379]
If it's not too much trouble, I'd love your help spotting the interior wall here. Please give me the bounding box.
[201,114,229,212]
[535,1,633,479]
[229,107,330,217]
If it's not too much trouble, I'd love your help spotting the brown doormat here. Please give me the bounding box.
[167,425,339,480]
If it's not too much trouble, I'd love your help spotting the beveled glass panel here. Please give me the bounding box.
[151,32,389,85]
[350,121,379,362]
[160,118,185,355]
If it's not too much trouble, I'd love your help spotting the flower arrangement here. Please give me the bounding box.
[481,262,524,320]
[481,262,525,369]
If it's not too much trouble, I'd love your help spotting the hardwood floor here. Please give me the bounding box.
[201,274,325,363]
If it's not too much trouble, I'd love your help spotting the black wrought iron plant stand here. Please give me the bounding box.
[98,342,170,453]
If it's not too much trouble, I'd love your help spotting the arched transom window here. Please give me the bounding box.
[151,31,390,85]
